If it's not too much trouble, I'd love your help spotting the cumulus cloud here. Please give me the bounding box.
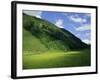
[55,19,64,28]
[75,25,91,31]
[23,10,42,18]
[82,39,90,44]
[70,15,87,23]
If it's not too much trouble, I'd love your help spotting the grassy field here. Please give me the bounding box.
[23,49,90,69]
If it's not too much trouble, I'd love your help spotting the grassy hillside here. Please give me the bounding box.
[23,13,89,51]
[22,13,91,69]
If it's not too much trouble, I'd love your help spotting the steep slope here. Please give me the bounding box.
[23,29,48,54]
[23,13,88,53]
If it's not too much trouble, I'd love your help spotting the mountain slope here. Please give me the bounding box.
[23,13,89,53]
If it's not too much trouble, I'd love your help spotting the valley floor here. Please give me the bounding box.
[23,49,90,69]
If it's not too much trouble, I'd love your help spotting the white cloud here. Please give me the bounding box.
[55,19,64,28]
[70,15,87,23]
[82,39,90,44]
[23,10,42,18]
[75,25,91,31]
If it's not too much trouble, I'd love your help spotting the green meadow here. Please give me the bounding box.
[23,50,90,69]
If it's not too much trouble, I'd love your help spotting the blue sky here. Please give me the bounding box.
[23,10,91,44]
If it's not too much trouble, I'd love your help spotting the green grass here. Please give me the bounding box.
[23,49,90,69]
[23,29,48,54]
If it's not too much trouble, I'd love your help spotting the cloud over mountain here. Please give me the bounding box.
[55,19,64,28]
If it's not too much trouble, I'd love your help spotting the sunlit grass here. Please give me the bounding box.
[23,49,90,69]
